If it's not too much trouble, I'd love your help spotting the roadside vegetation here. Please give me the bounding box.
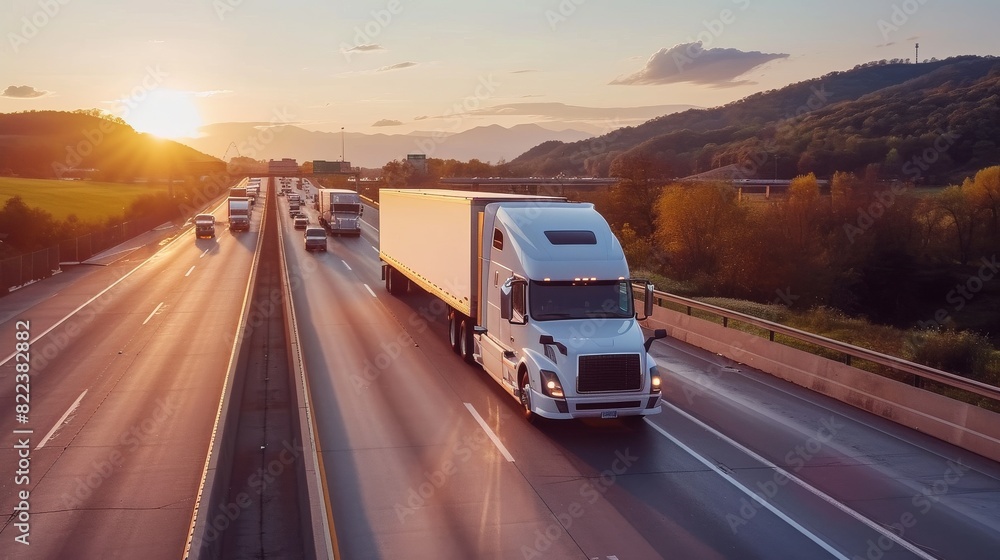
[615,165,1000,389]
[0,178,217,258]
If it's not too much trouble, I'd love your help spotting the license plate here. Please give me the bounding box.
[601,410,618,419]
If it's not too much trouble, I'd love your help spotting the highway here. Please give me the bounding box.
[0,183,265,559]
[283,184,1000,559]
[0,176,996,559]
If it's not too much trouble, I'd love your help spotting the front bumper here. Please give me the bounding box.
[529,388,662,420]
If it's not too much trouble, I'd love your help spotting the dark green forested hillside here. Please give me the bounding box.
[511,56,1000,184]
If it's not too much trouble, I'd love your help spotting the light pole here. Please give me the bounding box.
[341,127,345,162]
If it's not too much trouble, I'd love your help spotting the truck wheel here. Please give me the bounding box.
[519,369,536,421]
[448,311,461,354]
[459,317,475,364]
[386,267,406,296]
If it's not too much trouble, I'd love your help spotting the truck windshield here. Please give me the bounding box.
[333,203,361,213]
[529,280,633,321]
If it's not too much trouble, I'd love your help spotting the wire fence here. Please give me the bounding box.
[1,215,166,294]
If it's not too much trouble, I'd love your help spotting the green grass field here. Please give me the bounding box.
[0,178,170,222]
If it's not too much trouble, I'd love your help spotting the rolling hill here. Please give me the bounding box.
[510,55,1000,184]
[0,110,223,180]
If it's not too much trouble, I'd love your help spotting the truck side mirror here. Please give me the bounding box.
[644,329,667,352]
[634,281,656,320]
[644,283,655,318]
[500,277,527,325]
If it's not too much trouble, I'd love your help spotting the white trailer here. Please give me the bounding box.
[379,189,666,420]
[317,188,362,236]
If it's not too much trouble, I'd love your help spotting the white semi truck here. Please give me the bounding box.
[317,188,362,236]
[379,189,666,420]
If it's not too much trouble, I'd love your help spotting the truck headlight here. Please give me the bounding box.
[649,367,662,394]
[539,369,564,399]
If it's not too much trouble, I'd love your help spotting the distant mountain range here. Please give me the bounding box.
[180,123,597,168]
[510,55,1000,184]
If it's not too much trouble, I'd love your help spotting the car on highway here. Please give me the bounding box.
[304,227,327,252]
[294,215,308,229]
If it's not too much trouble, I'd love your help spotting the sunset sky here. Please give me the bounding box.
[2,0,997,139]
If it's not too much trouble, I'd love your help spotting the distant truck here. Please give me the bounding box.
[316,188,362,237]
[194,214,216,238]
[228,197,250,232]
[379,189,666,421]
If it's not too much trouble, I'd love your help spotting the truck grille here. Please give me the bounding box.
[577,354,641,393]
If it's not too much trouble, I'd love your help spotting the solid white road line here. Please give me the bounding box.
[464,403,515,462]
[185,265,196,277]
[363,284,377,298]
[652,402,940,560]
[143,301,164,325]
[644,418,849,560]
[36,390,87,450]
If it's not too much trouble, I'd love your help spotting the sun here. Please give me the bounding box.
[125,89,203,139]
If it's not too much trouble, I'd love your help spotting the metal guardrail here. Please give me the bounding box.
[645,289,1000,404]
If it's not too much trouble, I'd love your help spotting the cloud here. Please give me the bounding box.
[377,61,417,72]
[413,115,429,121]
[2,85,48,98]
[192,89,232,97]
[344,43,385,54]
[372,119,403,127]
[611,43,789,86]
[511,69,537,74]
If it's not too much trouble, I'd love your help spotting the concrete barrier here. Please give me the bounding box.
[645,305,1000,463]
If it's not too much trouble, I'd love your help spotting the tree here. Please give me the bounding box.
[933,184,982,265]
[654,182,745,282]
[965,165,1000,245]
[608,150,670,237]
[381,159,414,187]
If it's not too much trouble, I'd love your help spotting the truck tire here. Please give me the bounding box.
[386,266,406,296]
[519,369,537,422]
[459,317,475,364]
[448,311,461,354]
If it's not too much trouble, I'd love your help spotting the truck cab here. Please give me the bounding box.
[194,214,216,238]
[481,203,664,420]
